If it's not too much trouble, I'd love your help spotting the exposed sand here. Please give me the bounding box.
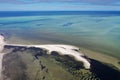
[0,31,91,69]
[7,44,91,69]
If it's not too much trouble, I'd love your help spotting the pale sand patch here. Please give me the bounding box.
[7,44,91,69]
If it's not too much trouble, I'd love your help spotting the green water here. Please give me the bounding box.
[0,15,120,58]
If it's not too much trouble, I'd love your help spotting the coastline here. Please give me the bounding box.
[6,36,120,70]
[1,35,120,79]
[6,44,91,69]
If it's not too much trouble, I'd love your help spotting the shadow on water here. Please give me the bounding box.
[90,59,120,80]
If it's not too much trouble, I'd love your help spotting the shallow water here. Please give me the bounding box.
[0,12,120,58]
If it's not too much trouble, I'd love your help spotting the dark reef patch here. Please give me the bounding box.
[0,18,51,26]
[118,62,120,64]
[62,22,73,27]
[90,59,120,80]
[51,51,84,70]
[36,24,43,26]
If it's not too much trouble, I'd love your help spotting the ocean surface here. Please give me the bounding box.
[0,11,120,58]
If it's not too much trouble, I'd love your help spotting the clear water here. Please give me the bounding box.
[0,11,120,58]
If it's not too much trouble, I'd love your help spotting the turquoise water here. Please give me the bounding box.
[0,13,120,58]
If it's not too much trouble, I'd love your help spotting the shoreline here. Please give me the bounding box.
[7,43,120,71]
[6,44,91,69]
[6,36,120,70]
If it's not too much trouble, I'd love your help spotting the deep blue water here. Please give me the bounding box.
[0,11,120,17]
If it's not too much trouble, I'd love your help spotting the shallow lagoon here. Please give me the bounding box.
[0,13,120,58]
